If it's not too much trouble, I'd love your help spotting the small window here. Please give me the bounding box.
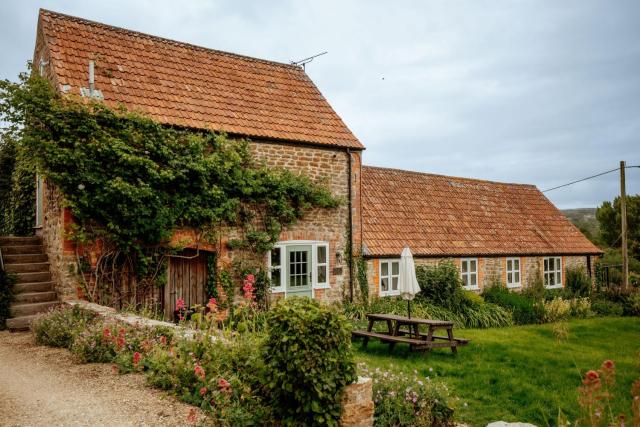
[506,258,521,288]
[269,247,283,290]
[379,260,400,296]
[461,258,478,289]
[544,257,562,288]
[316,244,329,287]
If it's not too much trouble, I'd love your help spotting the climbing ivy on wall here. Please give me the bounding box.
[0,135,35,236]
[0,69,340,302]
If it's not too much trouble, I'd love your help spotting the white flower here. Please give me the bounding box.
[429,367,433,372]
[463,402,468,407]
[77,183,85,190]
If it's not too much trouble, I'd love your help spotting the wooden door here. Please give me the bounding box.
[164,250,208,320]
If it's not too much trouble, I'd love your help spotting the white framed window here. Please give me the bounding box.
[267,241,330,294]
[544,257,563,289]
[461,258,478,290]
[506,257,521,288]
[379,259,400,296]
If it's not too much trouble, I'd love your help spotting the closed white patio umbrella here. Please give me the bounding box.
[399,247,421,318]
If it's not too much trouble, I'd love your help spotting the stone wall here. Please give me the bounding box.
[366,254,597,297]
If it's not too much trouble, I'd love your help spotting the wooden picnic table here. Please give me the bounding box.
[352,313,469,353]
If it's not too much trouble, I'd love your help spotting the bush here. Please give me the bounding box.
[565,266,592,297]
[522,270,546,301]
[0,269,16,330]
[31,305,96,347]
[359,363,454,427]
[543,298,571,322]
[70,321,120,363]
[483,284,545,325]
[569,297,592,318]
[262,297,356,426]
[596,286,640,316]
[590,299,624,316]
[416,261,463,309]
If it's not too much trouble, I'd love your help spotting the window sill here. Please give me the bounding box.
[380,292,400,298]
[545,284,563,290]
[270,288,285,294]
[463,286,480,291]
[507,284,522,289]
[313,284,330,290]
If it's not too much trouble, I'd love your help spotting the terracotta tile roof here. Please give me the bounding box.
[37,9,363,149]
[362,166,602,257]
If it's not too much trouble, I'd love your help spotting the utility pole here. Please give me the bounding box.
[620,160,629,289]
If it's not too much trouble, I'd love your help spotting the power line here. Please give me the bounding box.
[542,165,640,193]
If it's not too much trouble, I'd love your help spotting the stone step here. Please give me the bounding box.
[0,236,41,246]
[10,301,58,317]
[4,262,50,274]
[14,271,51,284]
[14,281,55,293]
[1,245,45,255]
[2,253,48,264]
[14,291,57,304]
[6,315,39,331]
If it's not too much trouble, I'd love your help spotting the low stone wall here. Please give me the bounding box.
[65,300,374,427]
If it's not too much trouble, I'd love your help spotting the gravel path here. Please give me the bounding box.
[0,331,204,426]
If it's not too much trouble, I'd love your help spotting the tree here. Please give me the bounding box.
[596,195,640,259]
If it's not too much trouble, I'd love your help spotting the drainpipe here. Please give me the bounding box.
[347,148,354,302]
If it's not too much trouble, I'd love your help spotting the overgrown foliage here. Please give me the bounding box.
[31,305,96,347]
[597,195,640,259]
[566,266,592,297]
[0,134,35,235]
[0,70,339,302]
[483,284,546,324]
[263,297,357,426]
[416,261,462,309]
[0,269,16,330]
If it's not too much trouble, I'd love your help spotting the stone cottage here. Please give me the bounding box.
[361,166,602,297]
[29,9,364,316]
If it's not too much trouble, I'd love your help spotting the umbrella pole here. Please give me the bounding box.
[408,300,411,319]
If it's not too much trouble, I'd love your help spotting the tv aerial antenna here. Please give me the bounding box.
[291,51,328,70]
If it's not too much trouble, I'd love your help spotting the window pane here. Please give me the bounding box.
[391,262,399,275]
[544,259,548,271]
[514,259,519,270]
[317,266,326,284]
[549,258,554,271]
[549,274,555,286]
[381,262,388,277]
[317,246,327,264]
[556,272,561,285]
[507,259,512,270]
[515,272,520,283]
[462,275,469,286]
[392,277,398,291]
[470,273,477,286]
[470,260,477,272]
[462,261,468,273]
[271,269,280,288]
[271,248,281,267]
[507,272,513,283]
[381,277,389,291]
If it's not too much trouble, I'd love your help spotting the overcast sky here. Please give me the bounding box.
[1,0,638,209]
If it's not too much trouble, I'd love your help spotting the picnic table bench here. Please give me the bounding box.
[352,313,469,353]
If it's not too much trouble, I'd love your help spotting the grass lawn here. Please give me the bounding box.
[354,317,640,427]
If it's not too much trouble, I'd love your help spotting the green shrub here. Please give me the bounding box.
[483,284,545,325]
[522,270,546,301]
[70,321,120,363]
[590,299,624,316]
[262,297,356,426]
[0,269,16,330]
[359,363,454,427]
[416,261,463,309]
[596,286,640,316]
[565,266,592,297]
[543,298,571,322]
[569,297,592,318]
[31,305,96,347]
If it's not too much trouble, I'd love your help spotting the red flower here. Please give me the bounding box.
[199,386,207,397]
[602,360,615,370]
[207,297,218,312]
[586,370,599,381]
[194,364,206,381]
[176,298,185,310]
[133,351,141,366]
[102,327,111,340]
[116,336,126,350]
[218,377,231,392]
[245,273,255,283]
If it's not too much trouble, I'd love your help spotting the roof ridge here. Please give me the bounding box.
[39,8,303,71]
[362,165,536,188]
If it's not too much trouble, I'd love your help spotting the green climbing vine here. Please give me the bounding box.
[0,68,340,305]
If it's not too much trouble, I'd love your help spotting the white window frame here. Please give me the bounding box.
[506,257,521,288]
[379,259,400,297]
[544,256,563,289]
[460,258,479,290]
[267,241,330,296]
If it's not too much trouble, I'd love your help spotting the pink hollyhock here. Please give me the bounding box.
[194,364,206,381]
[176,298,185,310]
[207,297,218,312]
[199,386,207,397]
[242,274,256,301]
[133,351,142,366]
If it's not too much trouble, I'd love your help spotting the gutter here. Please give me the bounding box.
[347,148,354,303]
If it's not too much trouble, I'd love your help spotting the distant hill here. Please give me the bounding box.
[562,208,600,243]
